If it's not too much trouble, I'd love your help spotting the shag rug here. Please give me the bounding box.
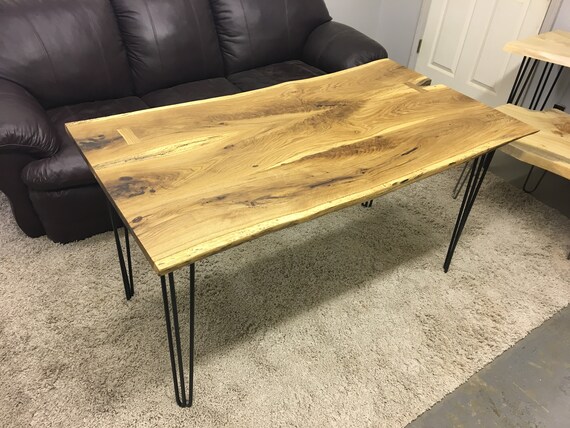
[0,169,568,427]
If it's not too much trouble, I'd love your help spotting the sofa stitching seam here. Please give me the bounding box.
[24,16,60,99]
[186,0,208,78]
[143,0,165,76]
[284,0,291,58]
[238,0,255,71]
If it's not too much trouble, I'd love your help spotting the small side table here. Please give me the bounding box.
[454,30,569,198]
[453,30,570,259]
[501,30,570,193]
[504,30,570,111]
[495,105,569,191]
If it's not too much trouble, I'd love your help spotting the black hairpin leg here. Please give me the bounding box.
[522,165,547,193]
[452,161,473,200]
[508,58,538,105]
[108,202,134,300]
[508,56,564,110]
[444,151,495,273]
[161,264,195,407]
[362,200,374,208]
[539,64,564,111]
[508,56,531,104]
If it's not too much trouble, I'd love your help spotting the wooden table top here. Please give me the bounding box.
[504,30,570,68]
[497,104,570,180]
[66,59,536,275]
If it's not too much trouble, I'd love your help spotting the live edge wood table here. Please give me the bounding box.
[66,59,535,407]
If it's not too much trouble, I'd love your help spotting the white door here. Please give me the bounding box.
[415,0,551,106]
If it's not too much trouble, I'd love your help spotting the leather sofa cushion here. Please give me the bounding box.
[111,0,226,95]
[29,185,112,243]
[142,78,240,107]
[23,97,147,191]
[228,61,325,92]
[210,0,331,74]
[0,79,58,158]
[0,152,46,238]
[0,0,133,109]
[303,22,388,73]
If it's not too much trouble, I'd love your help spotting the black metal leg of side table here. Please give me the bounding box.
[161,264,195,408]
[444,150,495,273]
[523,165,548,193]
[108,203,134,300]
[507,56,530,103]
[529,62,554,110]
[362,200,374,208]
[507,56,565,110]
[508,56,536,105]
[539,64,564,111]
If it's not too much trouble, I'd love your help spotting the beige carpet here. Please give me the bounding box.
[0,169,568,427]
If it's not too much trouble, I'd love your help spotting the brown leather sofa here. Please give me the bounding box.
[0,0,387,243]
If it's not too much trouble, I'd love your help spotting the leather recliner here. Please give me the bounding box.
[0,0,388,243]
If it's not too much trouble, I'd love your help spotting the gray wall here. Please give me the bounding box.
[375,0,424,66]
[325,0,423,67]
[324,0,382,40]
[551,0,570,109]
[553,0,570,30]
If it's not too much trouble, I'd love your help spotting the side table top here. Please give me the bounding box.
[504,30,570,68]
[497,104,570,180]
[66,59,536,275]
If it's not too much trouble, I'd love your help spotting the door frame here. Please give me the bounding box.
[407,0,563,70]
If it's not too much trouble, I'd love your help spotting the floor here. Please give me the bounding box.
[409,307,570,428]
[409,153,570,428]
[490,151,570,218]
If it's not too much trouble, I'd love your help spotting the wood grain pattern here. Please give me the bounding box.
[66,59,536,275]
[497,104,570,180]
[504,30,570,68]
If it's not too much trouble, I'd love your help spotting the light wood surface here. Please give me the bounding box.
[504,30,570,68]
[497,104,570,180]
[66,59,536,275]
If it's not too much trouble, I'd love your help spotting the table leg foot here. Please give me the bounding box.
[161,264,195,408]
[444,151,495,273]
[522,165,547,194]
[108,203,134,300]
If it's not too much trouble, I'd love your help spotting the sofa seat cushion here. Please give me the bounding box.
[23,97,147,191]
[228,60,325,92]
[142,78,240,108]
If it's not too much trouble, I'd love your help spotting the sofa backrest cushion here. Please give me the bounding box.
[111,0,225,95]
[210,0,331,74]
[0,0,133,109]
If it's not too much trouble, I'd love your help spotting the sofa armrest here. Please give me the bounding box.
[0,79,58,158]
[303,21,388,73]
